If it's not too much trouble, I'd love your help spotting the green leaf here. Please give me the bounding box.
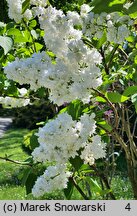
[64,178,74,200]
[23,130,39,151]
[80,164,91,171]
[7,28,22,37]
[96,96,107,103]
[86,176,102,194]
[16,47,30,56]
[67,100,83,120]
[0,36,13,54]
[123,86,137,97]
[100,189,112,196]
[29,20,37,29]
[22,0,30,14]
[126,36,135,43]
[129,11,137,19]
[105,92,129,103]
[34,42,43,52]
[25,172,37,195]
[59,107,68,114]
[37,87,46,98]
[96,32,107,49]
[20,167,32,186]
[92,0,126,14]
[4,81,19,96]
[69,155,83,171]
[0,22,6,34]
[30,132,39,151]
[7,28,30,43]
[97,121,112,132]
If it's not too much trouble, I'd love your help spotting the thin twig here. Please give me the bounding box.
[70,177,89,200]
[92,88,119,129]
[132,117,137,137]
[91,165,116,200]
[0,156,32,167]
[125,108,137,158]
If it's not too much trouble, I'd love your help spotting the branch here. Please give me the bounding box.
[0,156,32,167]
[92,88,119,129]
[132,117,137,137]
[125,108,137,158]
[91,165,116,200]
[70,177,89,200]
[111,129,129,156]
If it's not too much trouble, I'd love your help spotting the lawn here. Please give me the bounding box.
[0,127,134,200]
[0,127,65,200]
[0,128,29,199]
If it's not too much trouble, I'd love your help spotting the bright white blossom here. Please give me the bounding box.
[4,42,102,105]
[80,135,106,165]
[67,11,82,26]
[32,165,71,197]
[81,5,132,43]
[32,112,106,196]
[80,4,91,17]
[4,4,129,153]
[123,2,133,10]
[38,6,83,58]
[32,112,97,164]
[32,112,106,165]
[4,51,52,91]
[6,0,32,22]
[30,0,48,7]
[23,9,33,20]
[4,2,131,197]
[106,13,132,44]
[18,88,28,96]
[6,0,23,22]
[0,96,30,107]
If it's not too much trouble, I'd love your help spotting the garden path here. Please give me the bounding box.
[0,117,13,138]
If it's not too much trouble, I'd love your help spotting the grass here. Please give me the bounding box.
[0,127,29,200]
[111,175,134,200]
[0,127,134,200]
[0,127,65,200]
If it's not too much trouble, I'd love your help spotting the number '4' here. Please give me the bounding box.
[125,203,131,211]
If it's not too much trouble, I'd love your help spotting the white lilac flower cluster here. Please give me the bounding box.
[0,96,30,107]
[6,1,132,44]
[5,2,130,197]
[80,4,133,44]
[38,6,82,58]
[32,164,71,197]
[30,0,48,7]
[4,4,133,105]
[6,0,49,23]
[6,0,32,22]
[4,6,102,105]
[0,87,29,108]
[4,51,52,91]
[4,44,102,105]
[32,112,106,196]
